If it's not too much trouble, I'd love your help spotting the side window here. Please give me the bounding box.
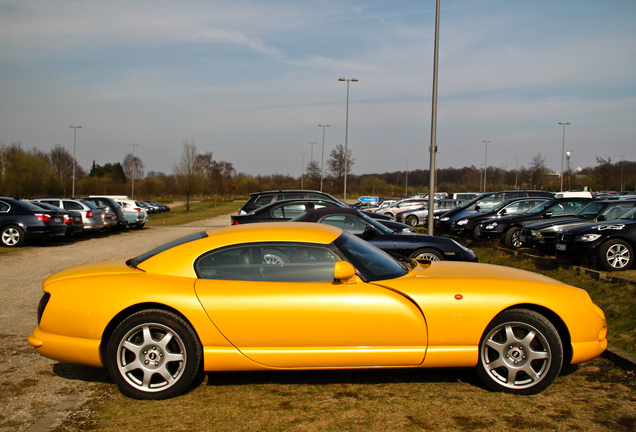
[504,201,524,214]
[41,200,59,207]
[0,201,9,212]
[254,195,273,206]
[64,201,83,211]
[319,214,367,235]
[307,193,328,199]
[282,193,303,200]
[195,243,340,282]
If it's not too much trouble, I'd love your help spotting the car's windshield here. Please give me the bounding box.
[333,231,408,281]
[130,231,208,267]
[525,200,553,214]
[619,207,636,220]
[576,201,606,219]
[357,211,395,234]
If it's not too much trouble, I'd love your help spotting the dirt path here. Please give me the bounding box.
[0,214,231,432]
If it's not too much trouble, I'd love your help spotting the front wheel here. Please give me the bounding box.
[476,309,563,395]
[106,310,202,400]
[503,226,522,249]
[598,239,633,271]
[1,225,25,247]
[410,248,443,261]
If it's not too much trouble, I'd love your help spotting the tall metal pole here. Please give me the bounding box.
[514,157,519,189]
[308,142,316,164]
[427,0,440,235]
[318,124,330,191]
[130,144,139,199]
[405,159,410,196]
[69,125,81,198]
[621,155,626,192]
[558,122,570,192]
[482,140,490,192]
[300,153,306,189]
[339,77,358,201]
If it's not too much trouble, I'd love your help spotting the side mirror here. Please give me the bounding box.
[543,212,553,219]
[362,225,377,237]
[500,209,507,215]
[334,261,356,284]
[597,215,606,221]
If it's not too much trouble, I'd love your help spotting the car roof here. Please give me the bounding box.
[136,222,344,277]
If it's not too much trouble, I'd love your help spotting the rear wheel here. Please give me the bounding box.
[1,225,25,247]
[405,215,419,227]
[598,239,633,271]
[410,248,443,261]
[106,310,202,400]
[476,309,563,395]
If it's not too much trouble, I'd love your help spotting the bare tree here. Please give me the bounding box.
[123,153,145,182]
[529,153,548,189]
[327,143,354,194]
[47,144,74,195]
[174,140,202,211]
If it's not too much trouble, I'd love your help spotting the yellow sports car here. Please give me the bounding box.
[28,223,607,400]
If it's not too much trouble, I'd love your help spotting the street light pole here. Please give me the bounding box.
[514,157,519,189]
[300,153,306,189]
[558,122,570,192]
[130,144,139,199]
[566,150,572,190]
[318,124,330,191]
[338,77,358,201]
[69,125,81,198]
[482,140,490,192]
[405,159,410,196]
[308,142,316,164]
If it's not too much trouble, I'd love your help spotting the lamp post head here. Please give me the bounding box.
[318,124,330,127]
[558,122,571,126]
[338,78,358,82]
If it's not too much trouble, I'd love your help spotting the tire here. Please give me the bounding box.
[262,249,290,265]
[472,226,481,240]
[134,223,145,230]
[476,309,563,395]
[405,215,419,227]
[598,239,633,271]
[1,225,25,247]
[410,248,444,261]
[503,226,522,249]
[106,310,202,400]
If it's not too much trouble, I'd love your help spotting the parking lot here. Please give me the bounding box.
[0,213,231,431]
[1,211,634,431]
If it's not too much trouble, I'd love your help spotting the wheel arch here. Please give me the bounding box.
[99,302,203,364]
[499,303,573,365]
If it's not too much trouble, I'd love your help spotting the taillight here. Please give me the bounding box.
[232,219,239,225]
[63,215,73,223]
[86,210,93,219]
[35,213,52,221]
[134,208,142,212]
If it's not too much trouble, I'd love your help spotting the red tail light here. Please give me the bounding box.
[63,216,74,223]
[134,208,142,212]
[232,219,239,225]
[35,213,52,222]
[86,210,93,219]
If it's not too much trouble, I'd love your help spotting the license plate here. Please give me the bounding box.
[54,218,62,223]
[556,244,566,251]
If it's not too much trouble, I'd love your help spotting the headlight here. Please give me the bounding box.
[456,219,468,226]
[581,233,602,242]
[440,216,450,222]
[530,230,542,237]
[485,222,498,230]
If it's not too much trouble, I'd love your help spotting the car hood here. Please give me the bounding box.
[524,217,583,231]
[559,218,635,235]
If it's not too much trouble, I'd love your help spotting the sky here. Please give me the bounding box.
[1,0,635,179]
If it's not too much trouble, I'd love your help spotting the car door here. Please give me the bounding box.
[194,242,427,368]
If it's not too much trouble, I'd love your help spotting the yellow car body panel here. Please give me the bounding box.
[29,222,606,377]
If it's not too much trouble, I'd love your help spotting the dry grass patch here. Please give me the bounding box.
[55,359,635,431]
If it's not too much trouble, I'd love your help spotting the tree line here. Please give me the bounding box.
[1,140,633,204]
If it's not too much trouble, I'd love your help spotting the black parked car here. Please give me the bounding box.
[0,197,67,247]
[476,198,593,249]
[555,207,636,271]
[450,197,550,239]
[30,201,84,237]
[232,199,414,232]
[435,190,554,234]
[291,207,478,262]
[520,199,636,252]
[239,190,340,215]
